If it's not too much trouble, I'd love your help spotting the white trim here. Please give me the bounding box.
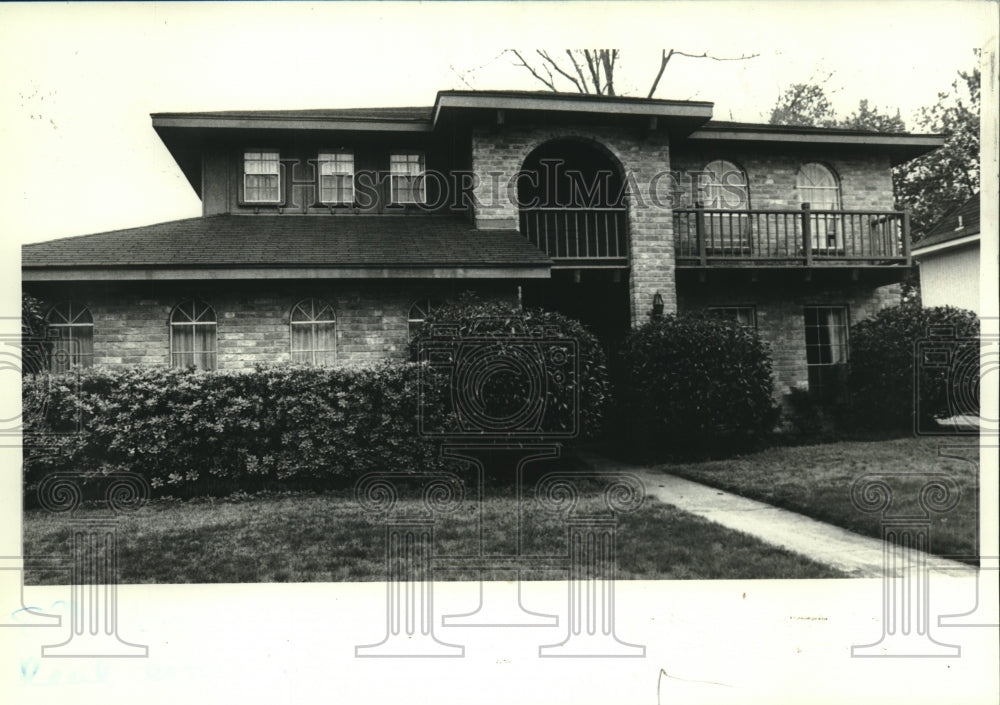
[23,265,551,280]
[911,233,981,258]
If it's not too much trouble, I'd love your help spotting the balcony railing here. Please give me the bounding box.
[673,203,910,267]
[520,207,629,266]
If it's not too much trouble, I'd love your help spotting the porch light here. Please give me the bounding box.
[652,292,664,319]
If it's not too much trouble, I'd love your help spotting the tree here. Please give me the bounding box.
[505,49,758,98]
[842,99,906,133]
[768,83,839,128]
[892,62,980,242]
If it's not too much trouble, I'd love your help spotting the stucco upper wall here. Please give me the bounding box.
[670,146,896,211]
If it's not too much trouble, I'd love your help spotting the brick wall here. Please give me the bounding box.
[27,280,516,370]
[470,125,675,325]
[678,280,902,397]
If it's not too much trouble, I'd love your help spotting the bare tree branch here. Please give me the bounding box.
[537,50,584,93]
[565,50,590,94]
[582,49,603,93]
[647,49,760,98]
[602,49,617,96]
[508,49,557,92]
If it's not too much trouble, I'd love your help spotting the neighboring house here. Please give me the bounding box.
[911,193,981,314]
[22,90,943,401]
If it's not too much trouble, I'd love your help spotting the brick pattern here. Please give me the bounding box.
[678,282,902,398]
[471,125,674,324]
[31,281,516,370]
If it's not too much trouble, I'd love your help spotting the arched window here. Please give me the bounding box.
[797,163,843,250]
[701,160,751,254]
[702,160,749,209]
[170,300,217,370]
[407,298,439,341]
[290,298,337,365]
[46,302,94,372]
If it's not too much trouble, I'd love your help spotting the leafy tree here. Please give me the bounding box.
[892,61,980,242]
[768,83,839,128]
[842,99,906,133]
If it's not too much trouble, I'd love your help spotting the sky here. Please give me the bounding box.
[0,1,991,247]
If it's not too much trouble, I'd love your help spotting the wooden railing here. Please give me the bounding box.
[673,203,910,267]
[519,207,629,265]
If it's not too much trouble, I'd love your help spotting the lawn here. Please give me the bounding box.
[654,436,980,562]
[23,487,844,583]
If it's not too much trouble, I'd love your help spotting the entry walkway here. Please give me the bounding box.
[575,452,978,578]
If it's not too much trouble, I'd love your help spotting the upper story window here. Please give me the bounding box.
[318,152,355,205]
[290,298,337,366]
[46,302,94,372]
[796,163,841,210]
[702,160,749,209]
[244,150,282,203]
[170,299,217,370]
[389,152,426,205]
[797,163,844,249]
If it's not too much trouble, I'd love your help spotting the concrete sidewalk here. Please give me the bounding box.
[576,452,977,579]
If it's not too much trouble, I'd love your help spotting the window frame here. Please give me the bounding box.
[289,298,338,366]
[796,162,844,251]
[317,151,355,206]
[407,298,440,341]
[45,302,95,371]
[242,149,283,205]
[169,299,218,370]
[802,304,850,399]
[707,305,757,330]
[389,152,426,205]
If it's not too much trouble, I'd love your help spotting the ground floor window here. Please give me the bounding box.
[407,298,440,341]
[170,300,218,370]
[804,305,849,399]
[46,302,94,371]
[707,305,757,330]
[290,298,337,365]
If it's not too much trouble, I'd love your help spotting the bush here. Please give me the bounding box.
[848,305,980,431]
[408,293,610,441]
[612,314,779,458]
[23,363,450,501]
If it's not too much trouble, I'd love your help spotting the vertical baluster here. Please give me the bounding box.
[582,210,589,259]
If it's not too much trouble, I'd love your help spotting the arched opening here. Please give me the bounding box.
[517,138,631,357]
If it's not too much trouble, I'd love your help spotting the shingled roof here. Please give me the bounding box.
[22,215,551,279]
[913,193,981,252]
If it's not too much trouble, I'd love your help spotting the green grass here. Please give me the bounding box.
[654,436,980,562]
[23,487,844,583]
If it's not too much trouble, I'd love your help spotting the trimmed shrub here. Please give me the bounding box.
[613,314,779,458]
[408,293,610,441]
[848,305,980,431]
[23,363,450,501]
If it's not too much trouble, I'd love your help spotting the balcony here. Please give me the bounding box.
[519,207,629,269]
[673,203,911,268]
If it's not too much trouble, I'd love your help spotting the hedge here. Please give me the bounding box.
[409,294,610,440]
[612,314,779,457]
[848,305,980,431]
[23,363,450,501]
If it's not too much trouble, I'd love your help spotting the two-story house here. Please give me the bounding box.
[22,90,943,400]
